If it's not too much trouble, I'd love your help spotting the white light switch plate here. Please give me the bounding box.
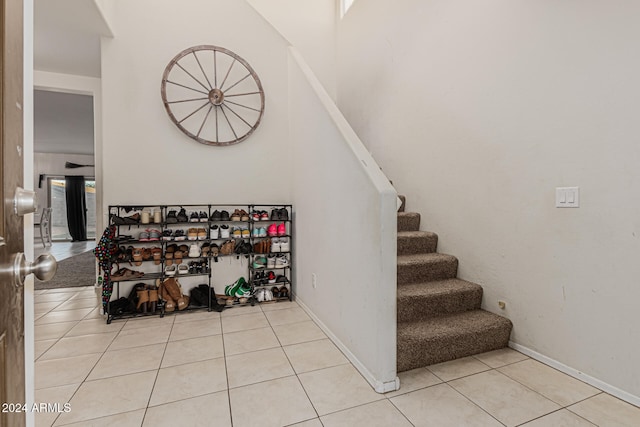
[556,187,580,208]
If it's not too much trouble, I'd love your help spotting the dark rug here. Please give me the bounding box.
[35,249,96,290]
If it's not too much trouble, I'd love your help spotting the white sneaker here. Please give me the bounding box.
[279,237,290,252]
[210,225,220,239]
[188,244,201,258]
[271,238,281,253]
[220,225,230,238]
[267,255,277,268]
[275,255,289,268]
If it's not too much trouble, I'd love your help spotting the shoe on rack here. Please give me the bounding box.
[230,209,242,221]
[190,212,200,222]
[220,225,230,238]
[241,228,250,239]
[266,255,276,268]
[162,230,173,241]
[260,211,269,221]
[139,231,150,242]
[166,210,178,223]
[210,210,222,221]
[188,244,201,258]
[148,229,161,241]
[232,227,242,239]
[251,211,260,222]
[267,271,276,284]
[174,229,186,241]
[277,223,286,236]
[252,256,267,269]
[178,264,189,275]
[258,227,267,237]
[210,224,220,238]
[270,208,279,221]
[267,224,278,237]
[199,211,208,222]
[141,210,150,225]
[252,228,260,238]
[177,208,188,222]
[271,238,281,253]
[279,286,289,299]
[279,237,290,252]
[197,228,207,239]
[239,210,250,221]
[220,210,230,221]
[271,286,281,298]
[187,228,198,240]
[165,264,177,276]
[278,208,289,221]
[275,255,289,268]
[225,277,248,297]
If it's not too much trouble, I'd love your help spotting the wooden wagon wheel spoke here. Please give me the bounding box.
[161,45,265,146]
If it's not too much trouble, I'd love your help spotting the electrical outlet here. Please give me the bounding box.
[312,273,317,289]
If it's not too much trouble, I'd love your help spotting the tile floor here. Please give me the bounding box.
[33,286,640,427]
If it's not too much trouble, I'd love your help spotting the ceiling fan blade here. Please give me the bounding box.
[65,162,95,169]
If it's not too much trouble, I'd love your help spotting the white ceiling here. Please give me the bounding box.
[33,0,110,155]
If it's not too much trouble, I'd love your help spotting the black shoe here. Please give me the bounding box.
[177,208,188,222]
[189,212,200,222]
[166,210,178,223]
[270,209,279,220]
[220,210,230,221]
[278,208,289,221]
[210,210,222,221]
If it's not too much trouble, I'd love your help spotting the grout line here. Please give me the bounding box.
[445,380,507,427]
[219,305,235,427]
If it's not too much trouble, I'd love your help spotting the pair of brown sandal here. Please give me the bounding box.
[158,277,190,312]
[112,267,144,281]
[134,283,159,313]
[131,247,163,266]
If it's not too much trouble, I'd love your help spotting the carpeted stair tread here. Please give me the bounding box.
[398,212,420,232]
[397,279,482,322]
[397,310,513,372]
[398,231,438,255]
[397,253,458,284]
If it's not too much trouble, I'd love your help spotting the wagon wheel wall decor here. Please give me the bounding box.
[161,45,265,146]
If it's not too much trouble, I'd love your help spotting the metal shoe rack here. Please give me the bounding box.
[106,204,293,323]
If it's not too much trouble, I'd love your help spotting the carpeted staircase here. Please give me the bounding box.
[396,196,513,372]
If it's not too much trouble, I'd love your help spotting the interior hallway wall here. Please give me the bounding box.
[337,0,640,401]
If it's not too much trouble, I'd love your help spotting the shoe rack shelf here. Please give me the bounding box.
[106,203,293,323]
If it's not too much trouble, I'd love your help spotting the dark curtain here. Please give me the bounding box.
[65,175,87,241]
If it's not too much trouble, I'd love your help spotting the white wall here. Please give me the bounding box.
[247,0,337,99]
[337,0,640,401]
[289,48,398,392]
[101,0,291,215]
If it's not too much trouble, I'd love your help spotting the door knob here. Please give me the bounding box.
[0,252,57,288]
[14,187,37,216]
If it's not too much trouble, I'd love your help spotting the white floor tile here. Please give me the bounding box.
[229,376,316,427]
[87,343,165,380]
[321,399,413,427]
[149,358,227,406]
[226,347,294,388]
[427,356,491,382]
[450,370,560,427]
[284,338,349,374]
[568,393,640,427]
[144,391,231,427]
[385,367,442,398]
[162,335,224,367]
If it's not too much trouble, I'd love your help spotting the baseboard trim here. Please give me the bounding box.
[509,341,640,407]
[295,295,400,394]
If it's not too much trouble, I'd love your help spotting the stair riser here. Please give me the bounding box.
[398,214,420,232]
[397,325,511,372]
[398,235,437,255]
[397,290,482,323]
[398,259,458,284]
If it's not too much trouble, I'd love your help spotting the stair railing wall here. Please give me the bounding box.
[288,47,399,393]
